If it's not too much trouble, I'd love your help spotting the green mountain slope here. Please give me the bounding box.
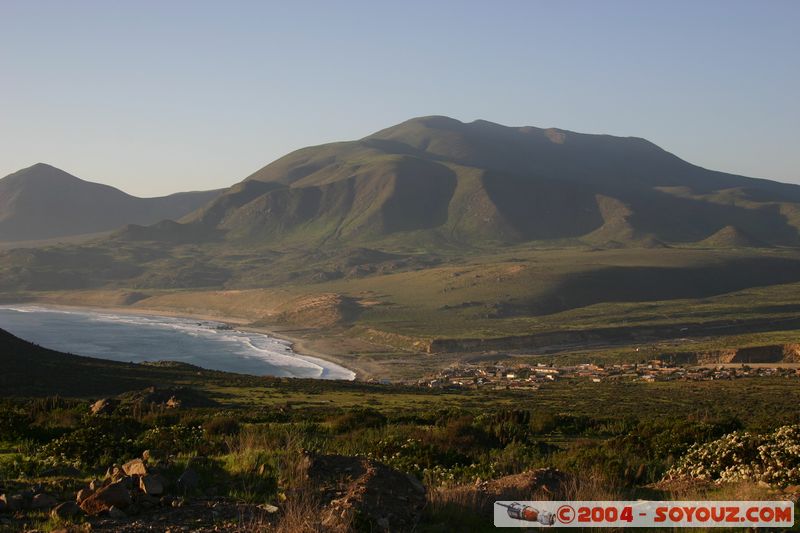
[143,116,800,248]
[0,163,222,241]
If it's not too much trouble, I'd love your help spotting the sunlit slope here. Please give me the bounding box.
[150,116,800,248]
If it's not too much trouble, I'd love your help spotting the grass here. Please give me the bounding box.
[4,379,797,531]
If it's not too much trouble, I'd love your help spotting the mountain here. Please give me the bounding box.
[0,163,222,242]
[123,115,800,248]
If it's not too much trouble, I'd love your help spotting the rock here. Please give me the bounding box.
[30,493,58,509]
[2,494,23,511]
[405,473,426,494]
[177,468,200,493]
[306,454,427,532]
[51,501,82,520]
[76,488,93,504]
[139,475,164,496]
[89,479,101,491]
[137,494,160,507]
[171,497,185,508]
[122,458,147,476]
[90,398,116,415]
[12,494,26,510]
[108,505,127,518]
[259,503,279,513]
[80,481,132,515]
[14,491,32,510]
[105,465,125,481]
[166,396,181,409]
[481,468,568,499]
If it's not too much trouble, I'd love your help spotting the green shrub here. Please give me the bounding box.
[204,416,242,437]
[330,408,387,433]
[136,424,206,454]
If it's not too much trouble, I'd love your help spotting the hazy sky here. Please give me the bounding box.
[1,0,798,196]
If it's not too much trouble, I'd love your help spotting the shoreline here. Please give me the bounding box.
[0,302,360,381]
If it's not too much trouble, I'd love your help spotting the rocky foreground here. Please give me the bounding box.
[0,448,430,532]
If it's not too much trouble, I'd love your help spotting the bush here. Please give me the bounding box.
[204,416,242,437]
[36,417,142,468]
[330,408,386,433]
[137,425,206,454]
[667,425,800,486]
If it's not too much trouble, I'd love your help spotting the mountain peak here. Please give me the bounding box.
[0,165,221,242]
[173,116,800,249]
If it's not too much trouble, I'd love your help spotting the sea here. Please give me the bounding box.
[0,304,355,380]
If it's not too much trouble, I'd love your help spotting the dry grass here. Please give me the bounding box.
[559,468,624,501]
[224,427,351,532]
[667,480,775,502]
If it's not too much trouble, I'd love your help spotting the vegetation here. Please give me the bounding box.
[3,117,800,530]
[1,375,798,531]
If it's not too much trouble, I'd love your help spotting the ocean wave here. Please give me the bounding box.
[0,304,355,380]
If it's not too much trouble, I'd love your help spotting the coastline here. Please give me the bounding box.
[0,301,360,381]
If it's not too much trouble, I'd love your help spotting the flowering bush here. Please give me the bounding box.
[667,425,800,487]
[37,425,137,468]
[136,424,205,454]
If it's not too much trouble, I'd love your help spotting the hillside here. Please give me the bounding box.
[0,326,220,397]
[146,115,800,248]
[0,163,221,241]
[4,118,800,362]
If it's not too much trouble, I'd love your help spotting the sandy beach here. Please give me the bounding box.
[0,301,361,380]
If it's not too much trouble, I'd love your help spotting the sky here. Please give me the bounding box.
[1,0,798,196]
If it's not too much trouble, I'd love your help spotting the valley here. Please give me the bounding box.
[3,116,800,531]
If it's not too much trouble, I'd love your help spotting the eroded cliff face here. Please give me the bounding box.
[672,344,800,365]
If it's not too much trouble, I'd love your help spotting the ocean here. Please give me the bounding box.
[0,305,355,380]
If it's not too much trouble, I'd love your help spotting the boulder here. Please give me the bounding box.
[80,482,132,515]
[51,501,82,520]
[122,458,147,476]
[305,454,427,532]
[1,494,23,512]
[15,491,32,510]
[479,468,567,499]
[89,398,116,415]
[105,465,124,481]
[165,396,181,409]
[108,505,127,518]
[137,494,160,508]
[30,493,58,509]
[76,488,93,504]
[139,475,164,496]
[177,468,200,493]
[89,479,101,491]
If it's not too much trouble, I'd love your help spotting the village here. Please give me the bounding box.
[417,359,800,390]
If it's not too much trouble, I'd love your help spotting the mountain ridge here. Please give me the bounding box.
[0,163,222,242]
[150,116,800,248]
